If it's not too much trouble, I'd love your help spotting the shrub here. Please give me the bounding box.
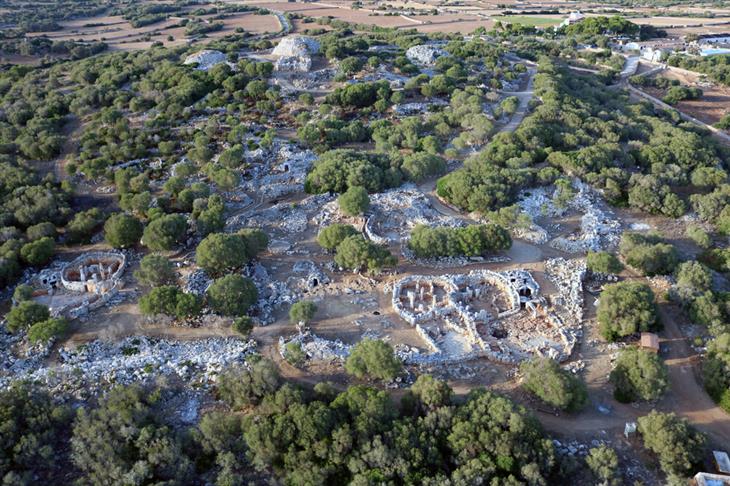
[597,281,657,341]
[206,275,257,316]
[619,233,678,276]
[134,254,177,287]
[408,224,511,258]
[317,224,358,251]
[703,333,730,411]
[345,338,402,381]
[637,410,705,476]
[26,222,56,241]
[65,208,104,244]
[520,357,588,411]
[610,348,668,402]
[289,300,317,324]
[27,317,68,344]
[142,214,187,251]
[685,225,711,249]
[6,301,50,332]
[586,445,620,486]
[104,213,143,249]
[586,251,623,274]
[12,284,33,302]
[20,237,54,266]
[217,359,280,408]
[138,286,202,319]
[232,316,253,337]
[675,261,712,293]
[334,234,396,273]
[284,342,306,367]
[337,186,370,217]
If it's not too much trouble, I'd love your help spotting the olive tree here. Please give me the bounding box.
[289,300,317,324]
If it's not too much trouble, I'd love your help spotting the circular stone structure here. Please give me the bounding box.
[61,252,126,294]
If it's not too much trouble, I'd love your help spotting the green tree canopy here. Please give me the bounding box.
[520,357,588,411]
[345,338,402,381]
[206,274,258,316]
[598,281,657,341]
[610,348,668,402]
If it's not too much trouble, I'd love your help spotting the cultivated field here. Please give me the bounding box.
[27,8,282,52]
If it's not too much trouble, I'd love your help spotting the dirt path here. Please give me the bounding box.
[656,303,730,446]
[498,67,537,134]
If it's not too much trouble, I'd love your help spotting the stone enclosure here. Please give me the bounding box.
[392,269,577,364]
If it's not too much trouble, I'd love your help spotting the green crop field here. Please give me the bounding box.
[492,15,561,27]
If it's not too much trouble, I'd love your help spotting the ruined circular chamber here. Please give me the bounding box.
[60,252,126,294]
[391,269,576,364]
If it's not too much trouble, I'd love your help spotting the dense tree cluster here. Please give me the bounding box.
[408,223,512,258]
[619,233,678,276]
[437,60,728,216]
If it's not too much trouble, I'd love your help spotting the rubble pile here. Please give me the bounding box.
[183,50,231,71]
[516,182,621,252]
[315,186,464,245]
[229,193,334,237]
[545,257,587,323]
[243,263,295,325]
[406,44,449,66]
[240,141,318,200]
[0,336,256,394]
[183,269,213,295]
[272,36,320,72]
[279,328,351,362]
[393,100,448,116]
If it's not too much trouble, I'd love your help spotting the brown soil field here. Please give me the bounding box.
[643,69,730,131]
[27,9,281,52]
[628,15,730,27]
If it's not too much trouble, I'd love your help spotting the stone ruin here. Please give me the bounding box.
[391,269,577,364]
[183,50,231,71]
[238,142,317,200]
[405,44,450,66]
[278,327,351,363]
[28,252,127,319]
[313,185,464,247]
[60,252,125,294]
[272,35,320,72]
[514,180,621,252]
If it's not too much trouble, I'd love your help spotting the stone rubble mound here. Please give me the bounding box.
[279,328,351,362]
[0,336,256,394]
[405,44,449,66]
[183,50,230,71]
[272,36,320,72]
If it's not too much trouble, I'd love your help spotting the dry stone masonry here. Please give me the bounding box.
[391,269,577,364]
